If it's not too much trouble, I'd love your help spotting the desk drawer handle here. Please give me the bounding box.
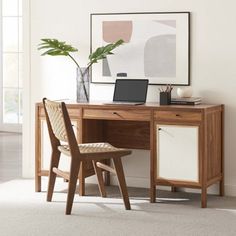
[175,114,181,117]
[112,111,123,118]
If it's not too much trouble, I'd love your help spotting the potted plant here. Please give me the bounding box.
[38,38,124,102]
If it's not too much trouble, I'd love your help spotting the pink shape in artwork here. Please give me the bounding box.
[103,21,132,43]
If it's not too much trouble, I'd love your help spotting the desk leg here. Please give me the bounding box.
[35,176,41,192]
[35,106,41,192]
[79,178,85,196]
[150,114,156,203]
[220,178,224,196]
[201,186,207,208]
[220,106,224,197]
[171,186,177,192]
[79,162,85,196]
[150,184,156,203]
[104,159,110,186]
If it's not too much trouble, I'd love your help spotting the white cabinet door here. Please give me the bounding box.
[157,125,199,182]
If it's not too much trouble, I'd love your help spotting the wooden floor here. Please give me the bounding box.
[0,132,22,182]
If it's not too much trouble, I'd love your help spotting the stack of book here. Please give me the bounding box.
[171,97,202,105]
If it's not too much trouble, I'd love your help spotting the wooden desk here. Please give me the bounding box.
[35,102,224,207]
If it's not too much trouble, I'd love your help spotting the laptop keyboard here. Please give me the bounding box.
[104,101,144,105]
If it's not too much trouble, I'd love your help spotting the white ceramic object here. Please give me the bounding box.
[177,86,193,98]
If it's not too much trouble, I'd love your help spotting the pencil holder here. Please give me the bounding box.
[160,92,171,105]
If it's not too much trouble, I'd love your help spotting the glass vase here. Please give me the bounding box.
[76,67,89,103]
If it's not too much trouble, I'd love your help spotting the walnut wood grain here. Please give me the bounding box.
[35,105,41,192]
[154,110,202,122]
[39,106,81,118]
[83,108,151,121]
[104,120,150,150]
[220,105,225,196]
[206,110,222,180]
[35,102,224,208]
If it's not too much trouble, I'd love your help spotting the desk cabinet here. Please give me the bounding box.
[152,106,224,207]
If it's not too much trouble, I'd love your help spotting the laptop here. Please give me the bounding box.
[104,79,149,105]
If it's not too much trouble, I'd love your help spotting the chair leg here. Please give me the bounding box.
[112,157,131,210]
[92,161,106,197]
[66,159,81,215]
[47,149,61,202]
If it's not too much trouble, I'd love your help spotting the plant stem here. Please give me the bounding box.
[69,54,89,102]
[68,54,81,68]
[77,68,89,102]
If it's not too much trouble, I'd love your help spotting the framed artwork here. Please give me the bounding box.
[90,12,190,85]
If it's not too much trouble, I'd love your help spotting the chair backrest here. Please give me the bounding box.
[43,99,68,142]
[43,98,80,157]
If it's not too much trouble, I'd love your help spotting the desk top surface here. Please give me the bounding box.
[36,100,223,111]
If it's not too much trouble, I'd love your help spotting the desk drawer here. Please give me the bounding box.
[38,106,81,118]
[154,110,202,122]
[83,109,151,121]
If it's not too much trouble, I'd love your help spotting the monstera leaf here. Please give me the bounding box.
[38,39,78,56]
[88,39,124,66]
[38,38,124,69]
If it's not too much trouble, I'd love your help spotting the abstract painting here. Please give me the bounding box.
[90,12,190,85]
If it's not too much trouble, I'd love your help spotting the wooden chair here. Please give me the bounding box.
[43,98,132,214]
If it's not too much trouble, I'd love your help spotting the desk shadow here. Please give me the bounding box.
[46,183,236,211]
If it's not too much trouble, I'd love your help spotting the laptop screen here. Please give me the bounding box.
[113,79,149,102]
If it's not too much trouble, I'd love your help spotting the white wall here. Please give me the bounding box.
[24,0,236,195]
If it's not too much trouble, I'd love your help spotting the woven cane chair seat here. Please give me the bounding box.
[58,142,127,156]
